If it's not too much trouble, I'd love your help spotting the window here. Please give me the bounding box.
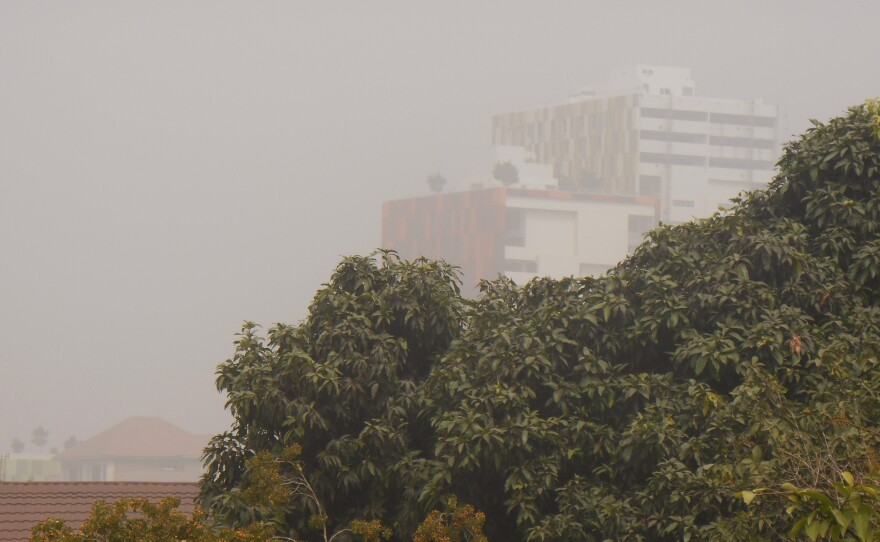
[683,87,694,96]
[709,157,775,170]
[505,208,526,247]
[504,259,537,273]
[640,152,706,167]
[709,135,776,149]
[640,130,706,144]
[640,108,667,119]
[709,112,776,127]
[641,108,708,122]
[673,199,695,208]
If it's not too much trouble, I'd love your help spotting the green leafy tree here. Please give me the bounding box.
[30,497,270,542]
[31,426,49,453]
[204,100,880,540]
[426,173,447,193]
[420,100,880,540]
[240,444,392,542]
[741,473,880,541]
[492,161,519,186]
[63,436,78,451]
[412,497,487,542]
[201,252,465,540]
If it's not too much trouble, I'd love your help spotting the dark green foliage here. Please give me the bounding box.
[202,102,880,540]
[200,252,465,539]
[492,161,519,186]
[427,173,447,193]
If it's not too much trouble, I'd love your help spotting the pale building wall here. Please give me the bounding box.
[3,454,61,482]
[61,457,202,482]
[113,459,202,482]
[504,192,657,281]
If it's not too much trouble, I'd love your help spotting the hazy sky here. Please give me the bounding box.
[2,1,878,452]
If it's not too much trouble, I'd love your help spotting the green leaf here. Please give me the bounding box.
[805,516,821,541]
[854,508,870,541]
[831,508,851,532]
[790,517,807,538]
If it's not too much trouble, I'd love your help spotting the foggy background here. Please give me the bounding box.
[1,1,878,451]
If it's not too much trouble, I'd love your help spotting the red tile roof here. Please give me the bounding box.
[55,417,208,461]
[0,481,199,541]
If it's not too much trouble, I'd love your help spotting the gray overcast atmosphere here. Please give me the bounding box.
[1,1,878,451]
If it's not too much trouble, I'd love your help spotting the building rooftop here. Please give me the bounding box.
[0,481,198,542]
[55,417,208,461]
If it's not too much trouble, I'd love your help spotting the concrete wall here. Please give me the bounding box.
[505,191,658,280]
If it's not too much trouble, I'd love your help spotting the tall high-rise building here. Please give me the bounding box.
[491,65,779,223]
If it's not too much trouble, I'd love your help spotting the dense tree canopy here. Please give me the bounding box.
[201,254,465,538]
[201,101,880,541]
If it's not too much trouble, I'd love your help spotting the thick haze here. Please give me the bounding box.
[1,1,878,452]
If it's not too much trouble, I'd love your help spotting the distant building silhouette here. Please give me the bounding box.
[55,417,208,483]
[0,453,60,482]
[383,66,779,288]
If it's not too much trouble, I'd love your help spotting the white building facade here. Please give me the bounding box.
[492,65,779,223]
[502,189,657,284]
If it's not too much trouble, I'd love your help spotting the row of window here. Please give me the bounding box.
[641,152,706,166]
[654,86,695,97]
[640,152,775,170]
[640,130,707,144]
[640,107,776,127]
[709,135,776,149]
[640,130,776,150]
